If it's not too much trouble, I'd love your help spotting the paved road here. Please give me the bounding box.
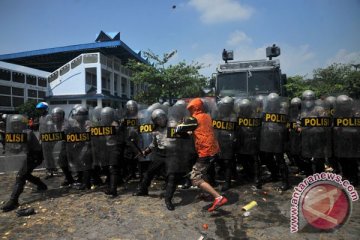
[0,169,359,240]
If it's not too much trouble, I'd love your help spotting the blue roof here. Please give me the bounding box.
[0,38,146,72]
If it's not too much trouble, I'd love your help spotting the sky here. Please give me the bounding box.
[0,0,359,78]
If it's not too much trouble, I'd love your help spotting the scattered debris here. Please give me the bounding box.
[202,223,208,230]
[242,201,257,211]
[197,235,205,240]
[16,208,35,217]
[243,211,251,217]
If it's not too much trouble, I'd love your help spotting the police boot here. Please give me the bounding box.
[165,199,175,211]
[254,157,262,189]
[2,182,24,212]
[1,199,19,212]
[60,167,74,187]
[181,177,192,189]
[105,175,118,197]
[164,174,176,211]
[132,187,148,196]
[105,166,118,197]
[27,175,47,191]
[221,160,232,192]
[91,167,103,186]
[132,179,149,196]
[74,170,91,190]
[280,166,290,191]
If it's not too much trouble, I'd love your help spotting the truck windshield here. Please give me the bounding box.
[248,70,279,95]
[217,72,247,97]
[217,69,280,96]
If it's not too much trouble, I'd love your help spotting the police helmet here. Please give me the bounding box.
[290,97,301,106]
[51,107,65,123]
[151,109,167,127]
[73,106,88,122]
[302,90,315,101]
[126,100,138,113]
[100,107,115,126]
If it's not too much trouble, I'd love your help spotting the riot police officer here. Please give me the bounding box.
[133,109,180,211]
[235,98,262,189]
[99,107,124,196]
[67,106,93,190]
[288,97,307,174]
[259,93,290,191]
[299,90,331,175]
[122,100,140,181]
[333,95,359,186]
[1,115,47,212]
[37,102,57,178]
[212,96,237,191]
[46,107,75,186]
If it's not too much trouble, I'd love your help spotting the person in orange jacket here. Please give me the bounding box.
[176,98,228,212]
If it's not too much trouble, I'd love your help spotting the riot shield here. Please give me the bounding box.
[38,114,56,169]
[137,109,154,162]
[234,97,261,155]
[300,99,332,158]
[66,117,92,172]
[166,104,194,174]
[39,115,68,170]
[5,114,28,156]
[5,115,43,172]
[212,97,237,160]
[333,99,360,158]
[91,107,122,167]
[122,111,139,161]
[259,94,289,153]
[288,98,301,155]
[89,107,106,167]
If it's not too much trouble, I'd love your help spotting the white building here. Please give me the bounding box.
[0,31,147,115]
[0,61,49,113]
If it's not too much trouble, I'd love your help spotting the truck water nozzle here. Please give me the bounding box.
[266,44,281,60]
[222,49,234,63]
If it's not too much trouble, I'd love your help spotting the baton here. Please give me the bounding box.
[130,138,145,158]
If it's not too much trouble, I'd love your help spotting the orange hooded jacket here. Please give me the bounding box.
[187,98,220,158]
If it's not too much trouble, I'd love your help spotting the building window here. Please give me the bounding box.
[60,64,70,76]
[48,71,59,83]
[68,100,81,104]
[12,97,24,107]
[0,68,11,81]
[12,87,24,96]
[85,68,97,94]
[38,77,47,87]
[50,100,67,105]
[38,91,46,99]
[28,89,37,98]
[71,56,82,69]
[83,54,98,63]
[0,85,11,95]
[114,62,120,71]
[121,77,127,94]
[130,81,135,97]
[26,75,37,85]
[12,72,25,83]
[86,100,97,108]
[0,96,11,106]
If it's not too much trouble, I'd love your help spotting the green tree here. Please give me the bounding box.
[285,75,308,99]
[286,63,360,99]
[127,50,207,104]
[16,99,42,119]
[344,69,360,98]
